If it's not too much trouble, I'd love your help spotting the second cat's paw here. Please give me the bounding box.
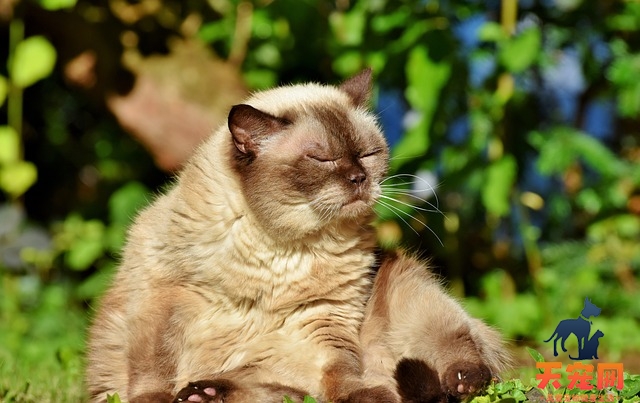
[173,380,233,403]
[442,362,491,399]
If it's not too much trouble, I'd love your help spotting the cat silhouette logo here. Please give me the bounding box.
[544,298,604,360]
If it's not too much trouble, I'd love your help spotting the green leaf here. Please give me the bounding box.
[0,161,37,197]
[65,238,104,271]
[482,155,517,217]
[75,262,116,300]
[332,51,364,78]
[106,393,123,403]
[108,182,151,225]
[371,8,411,33]
[391,46,451,170]
[0,75,7,107]
[527,347,545,364]
[494,381,515,394]
[243,69,278,91]
[511,388,528,401]
[530,127,626,177]
[478,22,507,42]
[302,397,318,403]
[329,9,366,46]
[63,219,106,271]
[622,375,640,399]
[283,397,296,403]
[9,36,57,88]
[0,126,20,165]
[37,0,77,10]
[587,215,640,242]
[499,27,541,73]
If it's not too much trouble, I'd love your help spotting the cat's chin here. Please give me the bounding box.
[338,199,373,219]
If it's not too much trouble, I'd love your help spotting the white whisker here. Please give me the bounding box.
[378,173,447,246]
[379,195,442,216]
[380,191,444,217]
[381,173,443,215]
[377,200,420,237]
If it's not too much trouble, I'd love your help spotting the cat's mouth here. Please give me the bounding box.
[339,195,373,216]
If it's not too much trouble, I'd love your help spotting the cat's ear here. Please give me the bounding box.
[339,68,373,107]
[228,104,290,156]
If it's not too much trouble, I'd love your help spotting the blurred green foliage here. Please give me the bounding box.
[1,0,640,400]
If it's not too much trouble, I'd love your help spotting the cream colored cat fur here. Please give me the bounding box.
[86,70,509,403]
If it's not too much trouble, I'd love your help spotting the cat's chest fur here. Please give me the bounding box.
[120,129,378,314]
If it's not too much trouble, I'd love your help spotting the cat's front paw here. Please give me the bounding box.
[395,358,447,403]
[341,385,398,403]
[173,380,233,403]
[441,362,491,399]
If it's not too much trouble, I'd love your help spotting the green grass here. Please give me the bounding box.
[0,279,88,402]
[1,278,639,402]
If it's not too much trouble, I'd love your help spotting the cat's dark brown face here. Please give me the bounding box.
[228,70,389,240]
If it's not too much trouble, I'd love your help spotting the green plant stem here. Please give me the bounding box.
[501,0,517,35]
[8,16,24,147]
[497,0,517,102]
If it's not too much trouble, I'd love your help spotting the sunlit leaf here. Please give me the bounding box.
[622,375,640,399]
[530,128,626,177]
[588,215,640,242]
[107,393,123,403]
[66,238,103,271]
[391,46,451,170]
[75,262,116,300]
[37,0,77,10]
[108,181,151,225]
[0,161,37,197]
[243,69,278,90]
[0,75,8,107]
[482,155,517,217]
[499,27,541,73]
[9,36,57,88]
[371,7,411,33]
[526,347,545,363]
[478,22,507,42]
[332,51,364,78]
[329,9,366,46]
[0,126,20,165]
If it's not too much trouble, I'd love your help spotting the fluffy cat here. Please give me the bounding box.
[86,69,510,403]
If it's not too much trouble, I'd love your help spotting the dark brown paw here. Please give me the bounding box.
[341,385,398,403]
[394,358,447,403]
[442,362,491,399]
[173,380,234,403]
[131,392,174,403]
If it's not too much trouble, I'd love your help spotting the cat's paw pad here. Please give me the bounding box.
[442,362,491,398]
[173,380,233,403]
[394,358,447,403]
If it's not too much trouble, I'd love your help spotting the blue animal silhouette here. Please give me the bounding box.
[570,329,604,360]
[544,298,601,359]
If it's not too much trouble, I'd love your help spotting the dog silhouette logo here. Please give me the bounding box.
[544,297,603,360]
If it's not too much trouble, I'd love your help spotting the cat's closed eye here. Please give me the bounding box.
[359,148,383,159]
[306,154,338,163]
